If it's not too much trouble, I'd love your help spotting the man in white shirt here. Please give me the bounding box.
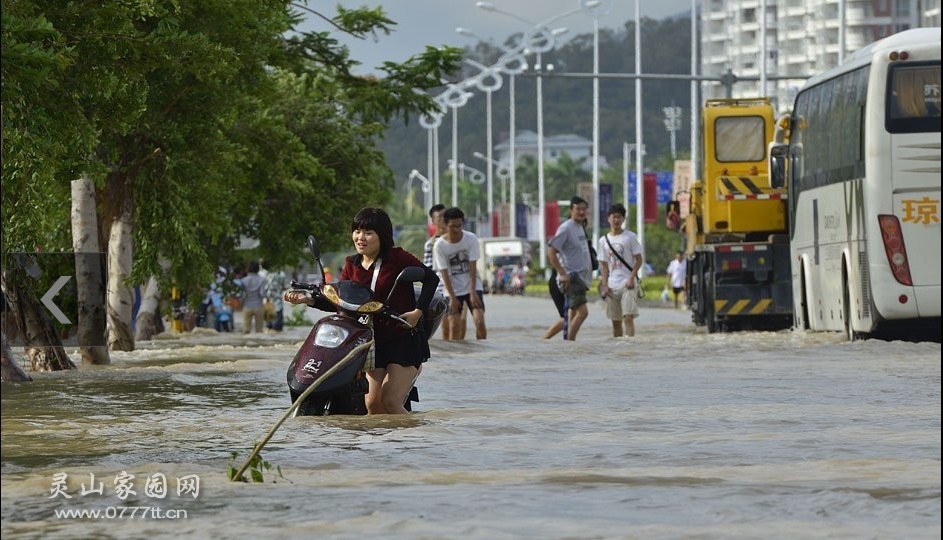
[433,207,487,340]
[597,203,644,337]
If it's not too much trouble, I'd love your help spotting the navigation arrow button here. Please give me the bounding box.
[41,275,72,325]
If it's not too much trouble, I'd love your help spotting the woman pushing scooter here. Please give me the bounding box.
[286,207,440,414]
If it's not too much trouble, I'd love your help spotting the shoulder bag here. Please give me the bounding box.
[603,235,644,299]
[583,226,599,272]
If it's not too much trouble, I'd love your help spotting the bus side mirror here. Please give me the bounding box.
[769,143,788,189]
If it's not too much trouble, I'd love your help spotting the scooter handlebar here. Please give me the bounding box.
[386,312,410,327]
[289,280,320,291]
[285,281,412,325]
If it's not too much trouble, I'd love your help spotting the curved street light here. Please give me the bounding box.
[476,0,602,271]
[447,160,486,185]
[408,169,433,221]
[457,52,503,223]
[416,2,600,243]
[473,151,511,206]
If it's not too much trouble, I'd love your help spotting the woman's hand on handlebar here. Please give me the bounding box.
[284,290,314,306]
[397,308,423,329]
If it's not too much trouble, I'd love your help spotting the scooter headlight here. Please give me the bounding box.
[314,324,349,348]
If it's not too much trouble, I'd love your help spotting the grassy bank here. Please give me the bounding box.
[524,274,668,301]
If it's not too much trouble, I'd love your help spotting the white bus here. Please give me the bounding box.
[770,27,941,341]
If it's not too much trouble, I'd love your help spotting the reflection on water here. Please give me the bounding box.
[1,296,940,539]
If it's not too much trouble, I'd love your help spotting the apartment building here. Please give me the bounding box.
[699,0,939,112]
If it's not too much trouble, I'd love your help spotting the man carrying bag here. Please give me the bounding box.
[596,203,644,338]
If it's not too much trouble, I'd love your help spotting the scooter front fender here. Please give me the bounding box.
[287,315,372,396]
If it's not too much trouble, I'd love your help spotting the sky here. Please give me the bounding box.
[302,1,695,74]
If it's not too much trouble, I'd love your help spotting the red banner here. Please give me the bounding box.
[545,200,560,239]
[644,174,658,224]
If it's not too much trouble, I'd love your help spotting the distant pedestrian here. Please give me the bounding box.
[265,268,289,332]
[666,251,687,309]
[238,260,266,334]
[423,203,457,339]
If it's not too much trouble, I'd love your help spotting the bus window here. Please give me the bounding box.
[887,63,941,133]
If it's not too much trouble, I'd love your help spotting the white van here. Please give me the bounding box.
[476,237,532,294]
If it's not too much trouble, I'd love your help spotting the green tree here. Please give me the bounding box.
[2,1,461,355]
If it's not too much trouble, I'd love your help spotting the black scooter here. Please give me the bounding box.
[286,236,445,416]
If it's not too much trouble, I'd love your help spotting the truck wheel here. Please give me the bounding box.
[706,299,718,333]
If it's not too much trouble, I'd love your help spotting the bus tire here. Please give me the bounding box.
[842,278,858,342]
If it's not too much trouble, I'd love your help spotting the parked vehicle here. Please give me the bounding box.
[476,237,532,294]
[681,98,793,333]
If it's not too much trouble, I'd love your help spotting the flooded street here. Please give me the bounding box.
[2,294,940,539]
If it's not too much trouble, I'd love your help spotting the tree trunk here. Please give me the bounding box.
[1,331,32,382]
[0,264,76,372]
[71,177,110,365]
[106,206,135,351]
[134,276,162,341]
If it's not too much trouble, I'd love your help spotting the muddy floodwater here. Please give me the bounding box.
[2,294,940,539]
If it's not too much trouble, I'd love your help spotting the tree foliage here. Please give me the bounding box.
[2,1,461,306]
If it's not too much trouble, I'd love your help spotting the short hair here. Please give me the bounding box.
[248,260,260,273]
[351,207,394,256]
[570,196,588,208]
[428,203,446,218]
[607,203,626,217]
[443,206,465,222]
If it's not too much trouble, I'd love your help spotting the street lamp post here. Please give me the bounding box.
[419,109,445,205]
[448,160,486,187]
[535,57,551,269]
[473,151,510,205]
[477,1,600,271]
[453,50,505,230]
[420,76,473,211]
[589,1,612,253]
[447,160,486,222]
[457,25,527,240]
[623,141,645,216]
[591,15,600,244]
[499,53,528,239]
[633,0,645,251]
[408,170,433,220]
[451,104,459,207]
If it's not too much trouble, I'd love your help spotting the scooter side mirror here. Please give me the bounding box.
[384,266,428,305]
[307,235,321,259]
[396,266,426,283]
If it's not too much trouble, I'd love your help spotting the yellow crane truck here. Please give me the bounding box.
[682,98,793,333]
